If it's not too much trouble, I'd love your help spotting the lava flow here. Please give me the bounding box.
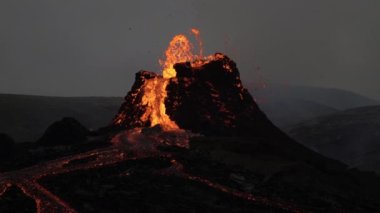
[0,29,301,212]
[137,31,198,130]
[0,127,301,213]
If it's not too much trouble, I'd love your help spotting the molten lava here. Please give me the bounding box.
[139,29,216,131]
[140,77,178,130]
[190,28,203,58]
[160,34,194,79]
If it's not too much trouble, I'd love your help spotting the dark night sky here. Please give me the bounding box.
[1,0,379,100]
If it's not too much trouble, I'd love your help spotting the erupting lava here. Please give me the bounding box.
[139,29,215,131]
[160,34,194,79]
[160,28,205,79]
[140,78,178,130]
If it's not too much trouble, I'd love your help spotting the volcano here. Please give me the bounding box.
[112,53,282,137]
[111,30,286,138]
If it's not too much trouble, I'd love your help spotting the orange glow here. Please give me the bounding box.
[143,29,209,130]
[160,34,194,79]
[114,112,126,125]
[140,77,179,130]
[160,30,228,77]
[191,28,203,58]
[160,29,210,79]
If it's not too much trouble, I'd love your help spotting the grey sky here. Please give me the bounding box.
[0,0,379,100]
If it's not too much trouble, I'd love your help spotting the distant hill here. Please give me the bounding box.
[255,98,338,128]
[288,106,380,173]
[0,94,123,142]
[246,84,379,128]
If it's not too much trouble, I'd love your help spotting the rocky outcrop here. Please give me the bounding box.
[38,117,89,146]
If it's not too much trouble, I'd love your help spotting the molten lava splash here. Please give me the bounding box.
[141,29,209,130]
[160,28,212,78]
[160,34,194,79]
[138,34,194,130]
[140,78,178,130]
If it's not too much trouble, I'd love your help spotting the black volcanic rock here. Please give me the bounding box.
[0,186,35,213]
[113,53,284,138]
[0,133,15,158]
[38,117,89,146]
[166,54,278,136]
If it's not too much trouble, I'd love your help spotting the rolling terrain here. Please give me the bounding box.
[0,94,122,142]
[288,105,380,174]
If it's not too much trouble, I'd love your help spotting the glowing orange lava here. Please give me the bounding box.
[160,34,194,79]
[141,29,210,130]
[140,77,178,130]
[160,28,206,79]
[191,28,203,58]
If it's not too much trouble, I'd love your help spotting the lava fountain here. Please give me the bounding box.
[116,29,219,131]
